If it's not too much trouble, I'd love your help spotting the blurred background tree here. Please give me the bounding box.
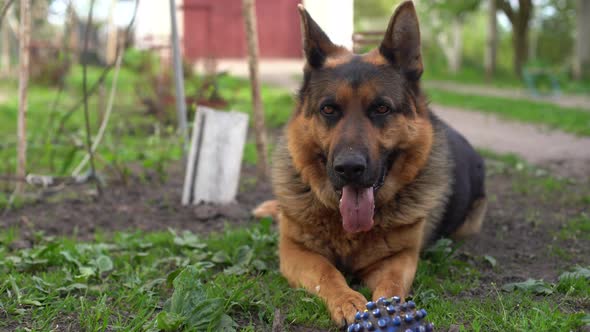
[354,0,590,85]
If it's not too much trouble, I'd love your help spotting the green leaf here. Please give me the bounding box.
[502,279,554,295]
[166,266,226,330]
[21,299,43,307]
[60,250,81,267]
[171,229,207,249]
[234,245,253,266]
[155,311,185,331]
[558,266,590,281]
[252,259,267,271]
[166,268,183,288]
[223,265,247,276]
[217,314,237,331]
[95,255,114,273]
[56,283,88,294]
[483,255,497,268]
[211,251,231,264]
[76,266,96,280]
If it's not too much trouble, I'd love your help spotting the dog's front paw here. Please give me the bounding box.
[327,290,368,327]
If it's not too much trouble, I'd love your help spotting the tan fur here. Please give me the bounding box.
[251,199,279,219]
[325,53,354,68]
[362,49,389,66]
[451,197,488,240]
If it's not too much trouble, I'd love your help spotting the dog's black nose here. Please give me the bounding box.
[334,154,367,182]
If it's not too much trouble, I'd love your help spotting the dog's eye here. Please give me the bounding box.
[320,105,337,116]
[374,105,391,115]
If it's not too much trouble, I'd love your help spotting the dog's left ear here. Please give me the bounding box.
[379,1,423,81]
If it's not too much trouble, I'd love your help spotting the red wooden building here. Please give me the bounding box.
[182,0,302,60]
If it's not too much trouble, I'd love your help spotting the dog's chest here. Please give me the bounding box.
[297,218,408,273]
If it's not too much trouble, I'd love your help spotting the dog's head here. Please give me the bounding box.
[287,1,433,233]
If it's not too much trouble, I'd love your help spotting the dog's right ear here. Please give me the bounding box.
[297,4,341,69]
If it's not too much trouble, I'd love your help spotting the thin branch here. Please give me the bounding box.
[72,50,124,177]
[43,0,74,152]
[52,0,139,150]
[81,0,101,196]
[0,0,15,27]
[16,0,30,195]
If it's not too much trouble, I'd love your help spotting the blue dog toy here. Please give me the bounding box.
[347,297,434,332]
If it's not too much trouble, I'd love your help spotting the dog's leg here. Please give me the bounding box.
[252,199,279,219]
[451,197,487,240]
[279,233,367,327]
[361,248,420,301]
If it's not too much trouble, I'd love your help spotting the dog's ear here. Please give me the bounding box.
[297,4,341,69]
[379,1,423,80]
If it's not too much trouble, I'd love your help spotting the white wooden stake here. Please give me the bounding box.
[182,107,249,205]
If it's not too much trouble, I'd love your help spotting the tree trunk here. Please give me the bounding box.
[16,0,30,194]
[485,0,497,78]
[242,0,269,181]
[574,0,590,80]
[512,19,529,78]
[496,0,532,77]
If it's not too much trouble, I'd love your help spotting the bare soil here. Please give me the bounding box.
[1,163,273,245]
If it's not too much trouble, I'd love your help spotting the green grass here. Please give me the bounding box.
[1,222,588,331]
[0,67,294,195]
[0,66,183,185]
[216,75,294,128]
[421,59,590,95]
[427,88,590,136]
[0,220,331,331]
[558,214,590,241]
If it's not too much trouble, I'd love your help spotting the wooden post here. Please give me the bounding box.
[1,2,12,76]
[16,0,30,195]
[169,0,189,147]
[182,107,249,205]
[242,0,269,181]
[105,0,118,65]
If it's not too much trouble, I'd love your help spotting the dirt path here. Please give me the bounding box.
[425,80,590,111]
[433,105,590,179]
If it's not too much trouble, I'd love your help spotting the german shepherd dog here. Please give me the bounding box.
[254,1,487,327]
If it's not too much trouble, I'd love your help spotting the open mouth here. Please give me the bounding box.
[330,149,398,234]
[336,168,386,234]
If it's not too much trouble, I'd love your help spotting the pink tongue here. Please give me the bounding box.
[339,186,375,233]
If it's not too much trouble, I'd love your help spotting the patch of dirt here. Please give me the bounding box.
[1,163,273,242]
[459,166,590,290]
